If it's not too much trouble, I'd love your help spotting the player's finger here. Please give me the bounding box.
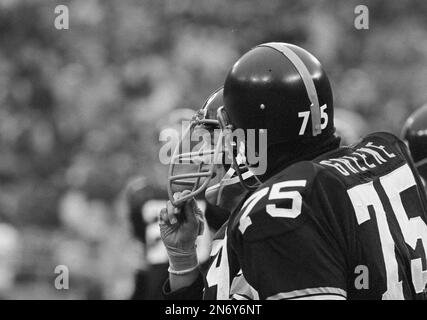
[173,190,192,205]
[166,200,179,225]
[159,207,168,225]
[182,197,198,224]
[172,190,193,221]
[190,199,205,236]
[196,215,205,236]
[192,199,203,219]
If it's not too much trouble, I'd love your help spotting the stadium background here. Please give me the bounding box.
[0,0,427,299]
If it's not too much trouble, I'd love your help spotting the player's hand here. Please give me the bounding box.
[159,190,204,274]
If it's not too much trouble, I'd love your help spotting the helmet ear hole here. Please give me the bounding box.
[217,106,232,131]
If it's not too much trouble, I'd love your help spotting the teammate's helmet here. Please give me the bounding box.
[168,88,254,208]
[402,103,427,180]
[218,42,335,189]
[168,88,225,206]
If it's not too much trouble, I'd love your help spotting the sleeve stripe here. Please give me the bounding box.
[267,287,347,300]
[289,294,347,300]
[231,293,252,300]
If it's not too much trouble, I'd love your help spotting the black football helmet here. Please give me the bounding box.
[217,42,335,189]
[402,103,427,181]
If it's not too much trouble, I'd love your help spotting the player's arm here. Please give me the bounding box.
[169,272,199,293]
[162,272,204,300]
[233,174,348,300]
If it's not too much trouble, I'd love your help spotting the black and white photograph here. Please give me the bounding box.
[0,0,426,306]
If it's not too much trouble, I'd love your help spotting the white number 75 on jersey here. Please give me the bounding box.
[239,180,307,234]
[348,164,427,299]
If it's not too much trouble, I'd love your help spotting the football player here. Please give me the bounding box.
[161,42,427,300]
[402,104,427,187]
[161,87,258,300]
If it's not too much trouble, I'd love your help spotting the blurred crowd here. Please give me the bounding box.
[1,0,427,299]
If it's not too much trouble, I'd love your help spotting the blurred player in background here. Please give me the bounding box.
[402,103,427,187]
[125,176,169,299]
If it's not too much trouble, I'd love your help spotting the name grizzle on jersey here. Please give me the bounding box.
[320,141,396,176]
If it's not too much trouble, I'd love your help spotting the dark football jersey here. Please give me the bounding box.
[203,220,260,300]
[229,132,427,300]
[203,190,260,300]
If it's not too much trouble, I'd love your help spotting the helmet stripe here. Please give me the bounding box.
[260,42,322,136]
